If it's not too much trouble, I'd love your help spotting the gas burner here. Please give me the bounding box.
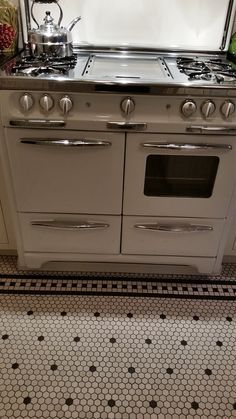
[10,54,77,77]
[176,56,236,84]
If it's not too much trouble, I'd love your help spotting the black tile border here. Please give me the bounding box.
[0,289,235,300]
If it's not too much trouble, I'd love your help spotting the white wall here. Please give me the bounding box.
[21,0,236,52]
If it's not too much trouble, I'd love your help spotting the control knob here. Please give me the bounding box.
[201,100,216,118]
[19,93,34,112]
[59,96,73,115]
[181,100,197,117]
[39,94,54,112]
[220,100,235,119]
[120,97,135,116]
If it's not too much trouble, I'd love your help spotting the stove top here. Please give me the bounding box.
[2,51,236,87]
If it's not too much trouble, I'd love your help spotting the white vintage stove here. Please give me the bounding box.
[0,1,236,274]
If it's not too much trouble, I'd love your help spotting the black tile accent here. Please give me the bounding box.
[94,312,100,317]
[127,313,133,318]
[12,363,19,369]
[149,400,157,408]
[108,399,115,407]
[216,340,223,347]
[60,311,67,316]
[2,334,9,340]
[181,340,187,346]
[65,398,73,406]
[233,403,236,410]
[166,367,174,375]
[226,316,233,322]
[145,339,152,345]
[89,366,96,372]
[193,315,199,321]
[27,310,33,315]
[50,364,58,371]
[191,401,199,410]
[128,367,135,374]
[160,314,166,319]
[110,338,116,344]
[74,337,80,342]
[38,336,44,342]
[23,397,31,405]
[205,368,212,376]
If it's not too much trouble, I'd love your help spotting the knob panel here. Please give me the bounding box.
[19,93,34,112]
[120,97,135,116]
[181,100,197,117]
[39,94,54,112]
[59,96,73,115]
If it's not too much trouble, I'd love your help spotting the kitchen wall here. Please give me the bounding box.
[20,0,235,52]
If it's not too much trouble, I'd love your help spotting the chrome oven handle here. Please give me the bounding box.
[10,119,66,128]
[19,138,112,147]
[187,125,236,134]
[134,224,213,233]
[107,122,147,130]
[141,142,232,151]
[31,220,110,230]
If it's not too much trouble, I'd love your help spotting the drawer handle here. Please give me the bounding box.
[20,138,112,147]
[141,142,232,151]
[134,223,213,233]
[187,125,236,134]
[107,122,147,130]
[31,220,110,230]
[10,119,66,128]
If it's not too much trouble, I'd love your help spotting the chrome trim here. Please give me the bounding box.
[19,138,112,147]
[141,142,232,151]
[220,0,234,50]
[31,220,110,230]
[135,224,213,233]
[107,122,147,130]
[10,119,66,128]
[187,125,236,134]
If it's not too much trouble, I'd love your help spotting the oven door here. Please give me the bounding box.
[123,133,236,218]
[5,129,125,214]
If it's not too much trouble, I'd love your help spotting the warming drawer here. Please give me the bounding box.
[19,213,121,254]
[121,216,224,257]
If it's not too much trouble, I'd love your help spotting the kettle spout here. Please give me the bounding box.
[67,16,81,31]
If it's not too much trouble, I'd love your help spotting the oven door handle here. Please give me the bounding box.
[31,220,110,230]
[19,138,112,147]
[187,125,236,134]
[141,142,232,151]
[134,224,213,233]
[10,119,66,128]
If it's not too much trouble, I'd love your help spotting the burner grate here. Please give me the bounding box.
[177,57,236,83]
[10,54,77,77]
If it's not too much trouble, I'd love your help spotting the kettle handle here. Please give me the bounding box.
[31,0,63,28]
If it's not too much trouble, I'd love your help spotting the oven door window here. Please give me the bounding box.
[144,155,219,198]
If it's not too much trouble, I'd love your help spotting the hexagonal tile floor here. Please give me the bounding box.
[0,294,235,418]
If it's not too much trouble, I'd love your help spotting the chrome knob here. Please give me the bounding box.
[59,96,73,115]
[201,100,216,118]
[39,94,54,112]
[220,100,235,119]
[19,93,34,112]
[120,97,135,116]
[181,100,197,117]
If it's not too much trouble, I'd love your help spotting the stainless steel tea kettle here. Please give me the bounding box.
[28,0,81,57]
